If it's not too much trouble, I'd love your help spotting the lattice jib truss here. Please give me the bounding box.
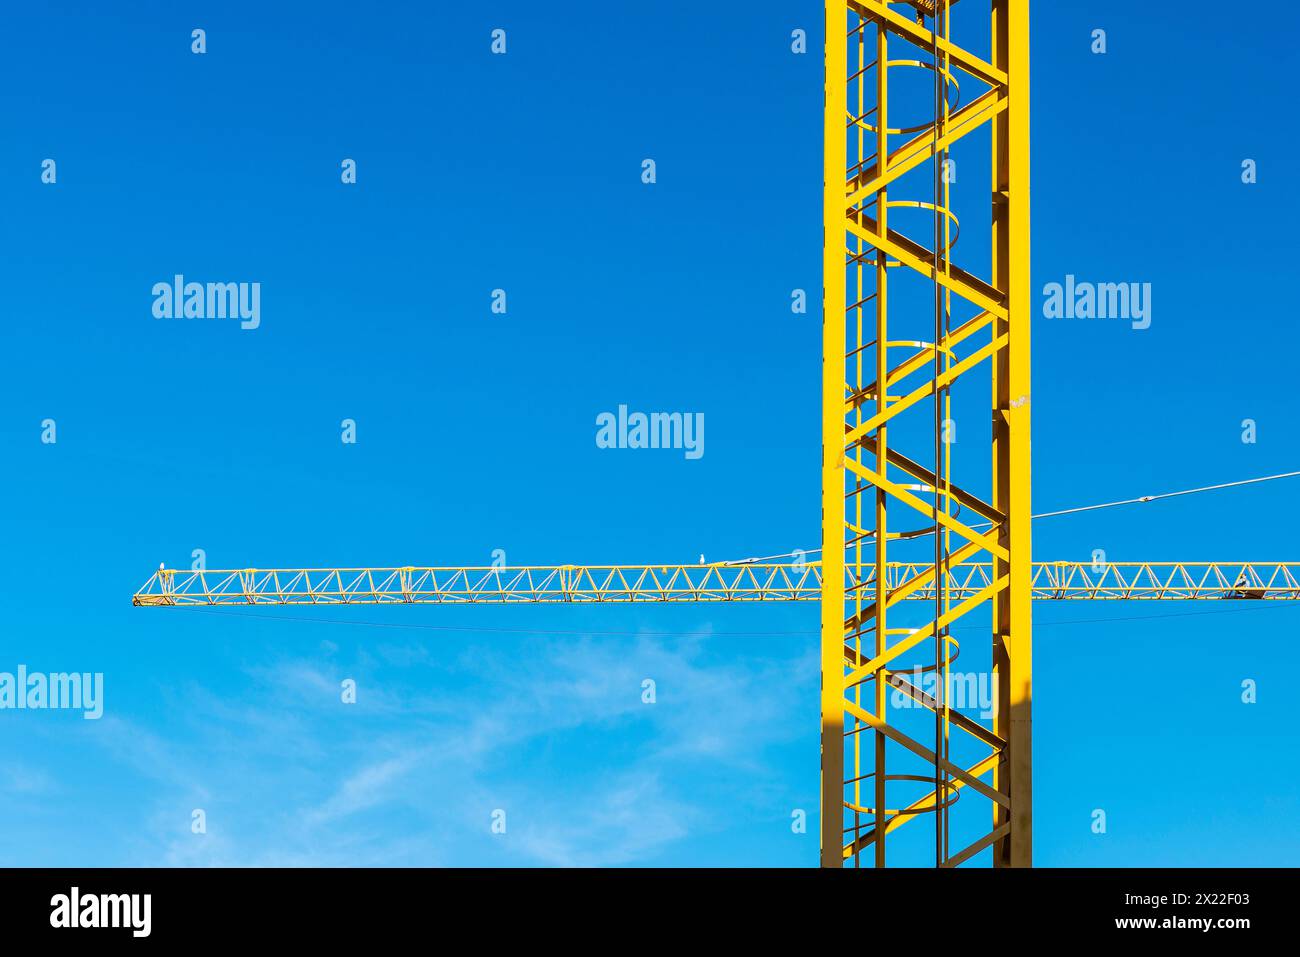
[821,0,1031,868]
[132,562,1300,606]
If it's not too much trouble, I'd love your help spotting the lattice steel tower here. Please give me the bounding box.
[821,0,1031,867]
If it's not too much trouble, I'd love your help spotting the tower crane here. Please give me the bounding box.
[132,0,1299,867]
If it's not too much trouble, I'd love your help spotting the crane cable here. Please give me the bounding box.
[719,469,1300,565]
[180,468,1300,640]
[1032,470,1300,518]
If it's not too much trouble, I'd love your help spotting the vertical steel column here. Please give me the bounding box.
[820,0,849,870]
[870,13,890,872]
[991,0,1033,868]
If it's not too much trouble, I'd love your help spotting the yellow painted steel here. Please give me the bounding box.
[991,0,1034,869]
[132,562,1300,605]
[828,0,1034,868]
[820,0,849,870]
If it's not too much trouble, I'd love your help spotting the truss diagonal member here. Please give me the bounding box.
[1270,564,1300,591]
[846,88,1007,207]
[844,698,1010,809]
[880,673,1007,751]
[856,435,1005,525]
[842,335,1003,449]
[943,823,1012,868]
[847,0,1007,87]
[844,456,1009,560]
[842,751,1002,860]
[847,309,996,410]
[846,216,1006,318]
[844,576,1007,689]
[845,536,991,629]
[843,332,1006,448]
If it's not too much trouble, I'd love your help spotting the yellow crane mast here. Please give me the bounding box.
[824,0,1032,868]
[133,1,1297,867]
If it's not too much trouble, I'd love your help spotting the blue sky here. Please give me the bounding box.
[0,0,1296,867]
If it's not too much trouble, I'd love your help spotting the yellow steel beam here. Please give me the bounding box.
[843,752,1001,860]
[868,9,891,866]
[845,216,1007,318]
[843,576,1006,688]
[845,537,989,626]
[844,698,1010,809]
[821,0,850,870]
[846,88,1007,209]
[856,436,1006,525]
[844,332,1007,447]
[883,673,1006,750]
[846,309,996,410]
[132,562,1300,605]
[990,0,1033,869]
[848,0,1007,86]
[944,823,1012,868]
[844,456,1010,560]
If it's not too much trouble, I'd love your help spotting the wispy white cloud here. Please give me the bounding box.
[1,762,56,796]
[79,629,815,867]
[510,771,693,867]
[306,748,429,826]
